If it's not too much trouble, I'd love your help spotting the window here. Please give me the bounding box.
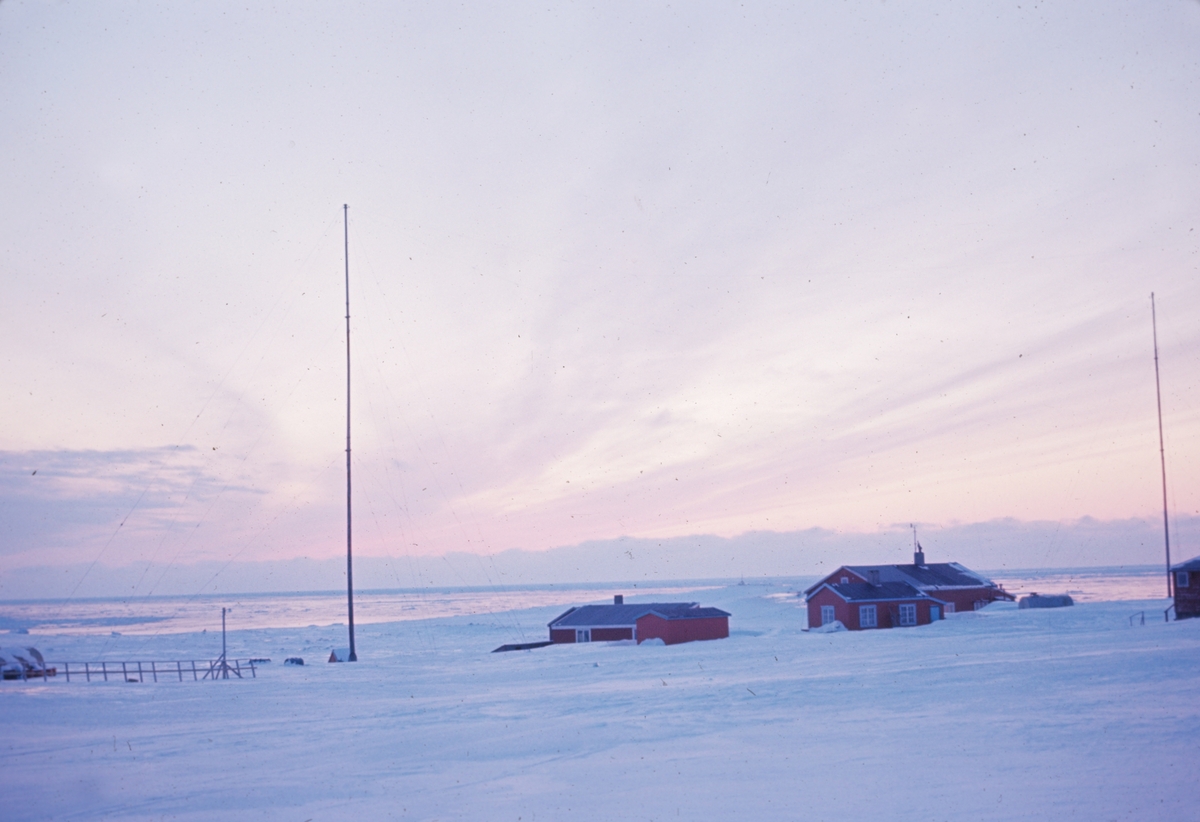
[930,606,941,621]
[974,600,986,611]
[820,605,836,626]
[840,576,850,584]
[575,629,591,642]
[898,603,917,626]
[945,602,955,614]
[859,605,877,628]
[1177,571,1190,590]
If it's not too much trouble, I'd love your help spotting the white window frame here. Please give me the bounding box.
[820,605,836,627]
[840,576,850,584]
[898,603,917,626]
[575,629,591,643]
[945,602,955,614]
[1177,571,1190,589]
[859,605,877,628]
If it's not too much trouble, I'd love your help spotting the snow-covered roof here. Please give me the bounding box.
[805,561,996,596]
[1171,556,1200,572]
[813,581,933,603]
[548,602,731,628]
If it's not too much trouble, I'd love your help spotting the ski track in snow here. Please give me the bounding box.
[3,586,1197,821]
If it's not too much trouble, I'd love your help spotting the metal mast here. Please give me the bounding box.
[344,204,358,661]
[1151,292,1172,599]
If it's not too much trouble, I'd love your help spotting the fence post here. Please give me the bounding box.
[64,662,70,683]
[101,662,108,682]
[177,661,183,682]
[85,662,91,682]
[136,661,144,683]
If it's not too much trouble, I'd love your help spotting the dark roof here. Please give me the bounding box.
[1172,556,1200,572]
[805,561,996,596]
[817,581,931,603]
[549,602,731,628]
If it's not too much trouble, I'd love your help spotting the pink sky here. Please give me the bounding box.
[2,2,1198,591]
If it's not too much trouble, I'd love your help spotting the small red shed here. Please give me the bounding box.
[1172,556,1200,620]
[548,596,730,645]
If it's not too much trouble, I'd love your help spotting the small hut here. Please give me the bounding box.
[1171,556,1200,620]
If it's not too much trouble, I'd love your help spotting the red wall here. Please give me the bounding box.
[550,627,634,643]
[1176,575,1200,618]
[636,614,729,645]
[807,587,851,629]
[591,627,634,642]
[806,587,947,631]
[931,588,1006,614]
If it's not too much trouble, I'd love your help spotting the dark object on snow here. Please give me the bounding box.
[284,657,305,666]
[249,658,271,664]
[1171,556,1200,620]
[1019,593,1074,609]
[1,646,56,680]
[492,641,554,653]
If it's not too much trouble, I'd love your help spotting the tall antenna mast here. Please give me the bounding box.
[344,204,357,661]
[1151,292,1172,599]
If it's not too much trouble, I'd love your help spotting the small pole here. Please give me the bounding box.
[1151,293,1173,599]
[222,607,229,679]
[344,204,358,662]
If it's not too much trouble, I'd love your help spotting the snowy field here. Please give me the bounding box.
[3,583,1198,821]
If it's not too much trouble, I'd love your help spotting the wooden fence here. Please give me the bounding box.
[43,659,258,683]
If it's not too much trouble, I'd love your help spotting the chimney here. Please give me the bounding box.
[914,548,925,566]
[869,569,880,587]
[614,594,624,605]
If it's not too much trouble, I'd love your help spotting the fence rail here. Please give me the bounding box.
[24,659,258,683]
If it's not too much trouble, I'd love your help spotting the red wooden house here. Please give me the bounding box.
[548,596,730,645]
[805,547,1013,631]
[1172,556,1200,620]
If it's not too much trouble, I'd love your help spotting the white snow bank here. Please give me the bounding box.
[2,586,1195,822]
[810,619,846,633]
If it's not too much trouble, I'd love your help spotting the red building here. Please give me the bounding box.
[1172,556,1200,620]
[806,578,944,630]
[548,596,730,645]
[805,548,1013,631]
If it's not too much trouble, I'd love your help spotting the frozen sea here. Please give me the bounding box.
[2,566,1196,821]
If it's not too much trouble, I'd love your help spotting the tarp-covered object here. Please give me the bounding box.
[1019,593,1074,609]
[0,646,55,680]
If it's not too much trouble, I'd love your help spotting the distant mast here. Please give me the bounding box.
[344,204,358,661]
[1151,292,1172,599]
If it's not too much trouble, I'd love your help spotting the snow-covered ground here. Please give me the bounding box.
[4,584,1197,821]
